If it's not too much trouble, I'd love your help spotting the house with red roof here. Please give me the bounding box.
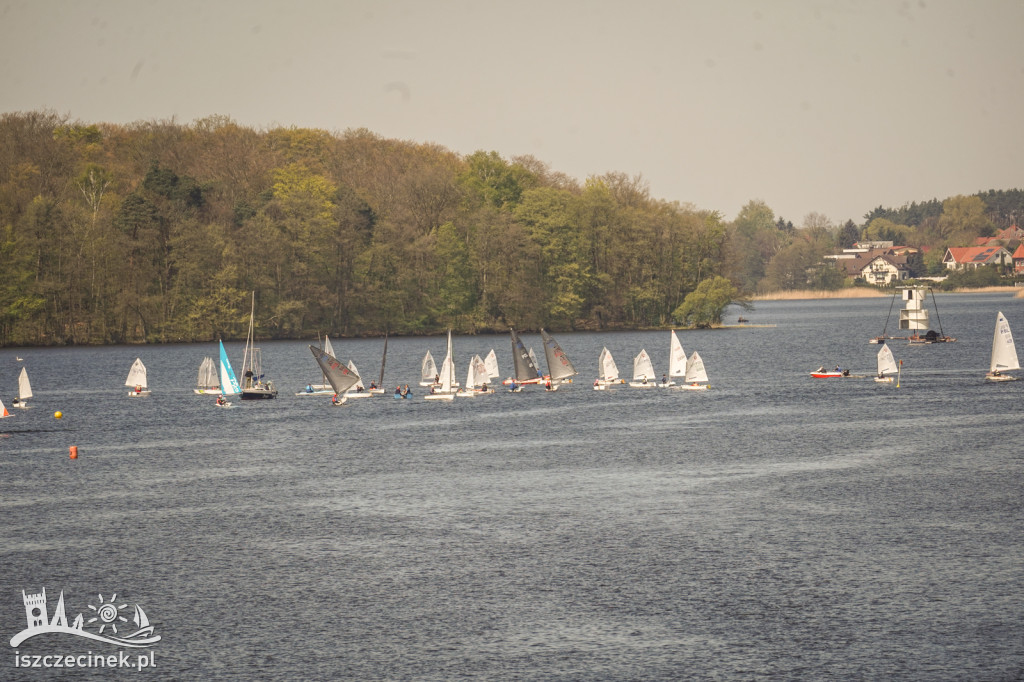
[942,245,1013,270]
[1013,243,1024,274]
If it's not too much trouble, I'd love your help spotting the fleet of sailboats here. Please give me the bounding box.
[986,311,1019,382]
[125,358,151,397]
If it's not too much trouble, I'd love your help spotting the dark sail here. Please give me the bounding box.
[309,345,361,394]
[540,329,578,381]
[510,328,542,381]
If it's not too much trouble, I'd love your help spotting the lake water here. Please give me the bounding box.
[2,293,1023,680]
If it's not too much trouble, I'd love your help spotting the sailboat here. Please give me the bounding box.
[344,360,372,398]
[484,349,500,381]
[662,330,687,387]
[505,328,544,388]
[674,351,710,390]
[629,349,656,388]
[0,397,10,418]
[986,311,1019,381]
[874,343,899,383]
[125,358,151,396]
[420,350,438,386]
[309,345,361,404]
[457,355,494,396]
[296,335,336,395]
[593,347,624,390]
[193,357,220,395]
[424,330,456,401]
[218,339,242,397]
[240,292,277,399]
[540,329,578,389]
[11,367,32,408]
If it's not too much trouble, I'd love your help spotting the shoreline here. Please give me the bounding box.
[752,286,1023,301]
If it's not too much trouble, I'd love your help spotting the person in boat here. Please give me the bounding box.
[305,384,314,393]
[135,384,143,394]
[216,395,226,406]
[395,385,402,396]
[331,393,341,405]
[641,375,648,385]
[817,366,826,373]
[509,379,518,391]
[834,364,841,372]
[661,374,668,384]
[434,373,439,384]
[369,381,377,390]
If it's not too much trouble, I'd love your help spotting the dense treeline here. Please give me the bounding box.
[1,111,1022,346]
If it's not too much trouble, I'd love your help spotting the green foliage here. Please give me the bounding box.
[672,276,750,328]
[1,111,1021,345]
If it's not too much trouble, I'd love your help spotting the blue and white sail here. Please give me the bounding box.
[218,340,242,395]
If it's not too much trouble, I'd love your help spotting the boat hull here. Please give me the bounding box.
[874,376,895,383]
[985,373,1017,382]
[810,372,844,378]
[241,389,277,399]
[128,390,152,397]
[674,383,710,391]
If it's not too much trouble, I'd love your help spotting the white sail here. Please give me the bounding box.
[421,351,438,384]
[323,335,335,359]
[990,311,1020,372]
[125,358,148,388]
[528,348,541,375]
[598,347,620,381]
[465,356,478,390]
[18,367,32,401]
[684,351,709,384]
[426,331,456,400]
[196,357,217,390]
[669,330,687,377]
[484,349,500,379]
[632,349,655,381]
[876,343,898,376]
[347,360,366,390]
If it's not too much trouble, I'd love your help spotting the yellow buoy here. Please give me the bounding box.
[54,411,63,419]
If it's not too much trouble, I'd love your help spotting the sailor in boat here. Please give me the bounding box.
[216,395,227,406]
[331,393,341,405]
[369,381,378,390]
[395,385,402,397]
[544,379,552,390]
[661,373,669,385]
[305,384,314,393]
[134,385,144,394]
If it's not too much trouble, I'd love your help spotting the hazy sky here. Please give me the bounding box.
[2,0,1021,224]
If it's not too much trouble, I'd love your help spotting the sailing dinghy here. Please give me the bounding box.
[662,330,687,387]
[424,330,456,401]
[874,343,900,383]
[344,360,372,398]
[629,349,656,388]
[504,328,544,387]
[457,354,494,396]
[125,358,151,396]
[193,357,220,395]
[484,349,500,381]
[986,311,1019,381]
[674,351,710,390]
[540,329,578,389]
[420,350,438,386]
[309,344,361,405]
[593,347,624,390]
[370,333,388,394]
[0,396,10,418]
[12,367,32,408]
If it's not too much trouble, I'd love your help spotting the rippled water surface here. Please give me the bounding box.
[2,294,1023,680]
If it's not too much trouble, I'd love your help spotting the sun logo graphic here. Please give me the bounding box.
[10,588,160,648]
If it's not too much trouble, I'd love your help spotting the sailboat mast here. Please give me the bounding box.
[242,291,255,383]
[378,331,388,388]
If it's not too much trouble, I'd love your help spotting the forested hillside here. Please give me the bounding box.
[1,111,1021,346]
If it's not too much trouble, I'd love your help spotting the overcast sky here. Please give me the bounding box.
[2,0,1021,225]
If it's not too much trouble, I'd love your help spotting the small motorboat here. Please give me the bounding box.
[810,366,849,378]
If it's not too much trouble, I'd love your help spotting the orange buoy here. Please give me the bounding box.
[69,446,78,460]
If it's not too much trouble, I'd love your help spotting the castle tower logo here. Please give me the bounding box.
[10,588,160,648]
